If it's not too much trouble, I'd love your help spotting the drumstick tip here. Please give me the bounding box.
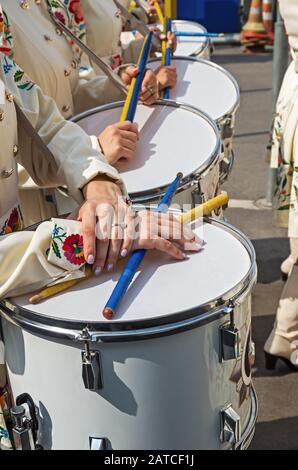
[103,307,115,320]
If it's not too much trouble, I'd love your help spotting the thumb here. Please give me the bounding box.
[124,65,139,78]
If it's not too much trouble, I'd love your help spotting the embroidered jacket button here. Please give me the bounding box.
[0,111,5,121]
[56,27,63,36]
[64,69,71,77]
[13,145,19,157]
[20,0,30,10]
[62,105,70,113]
[6,93,14,102]
[71,60,77,69]
[44,35,53,42]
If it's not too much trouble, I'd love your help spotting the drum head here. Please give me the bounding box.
[11,220,253,328]
[149,58,240,122]
[173,20,209,57]
[74,102,219,198]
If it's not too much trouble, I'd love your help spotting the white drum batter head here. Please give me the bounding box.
[73,102,220,199]
[149,58,240,123]
[172,20,209,57]
[10,220,254,329]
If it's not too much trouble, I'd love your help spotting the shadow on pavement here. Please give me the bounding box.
[250,416,298,450]
[252,238,290,284]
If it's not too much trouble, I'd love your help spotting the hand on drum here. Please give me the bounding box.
[155,65,177,90]
[98,121,139,165]
[76,176,202,276]
[120,66,159,105]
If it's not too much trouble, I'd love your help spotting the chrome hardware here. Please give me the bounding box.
[89,437,107,450]
[222,117,233,140]
[11,405,35,450]
[82,342,103,391]
[220,404,241,447]
[191,181,204,206]
[219,303,241,362]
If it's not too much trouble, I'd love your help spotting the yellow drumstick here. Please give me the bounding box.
[178,193,229,225]
[29,266,93,304]
[154,1,165,26]
[120,33,152,122]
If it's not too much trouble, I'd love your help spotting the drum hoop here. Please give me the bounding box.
[172,20,211,57]
[148,56,241,122]
[236,385,258,450]
[0,218,257,343]
[71,100,221,202]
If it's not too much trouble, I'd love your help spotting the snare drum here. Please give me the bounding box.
[149,57,240,182]
[72,101,221,207]
[169,20,211,59]
[0,217,258,450]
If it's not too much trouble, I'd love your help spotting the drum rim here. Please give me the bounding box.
[148,56,240,122]
[71,100,221,202]
[236,385,258,450]
[172,20,211,56]
[0,218,257,342]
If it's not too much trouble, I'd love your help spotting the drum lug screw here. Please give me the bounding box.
[220,404,241,448]
[82,342,103,391]
[10,405,36,450]
[219,302,241,362]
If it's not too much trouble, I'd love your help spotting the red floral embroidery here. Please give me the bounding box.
[0,207,23,235]
[110,54,122,70]
[53,11,66,25]
[69,0,84,25]
[62,234,85,266]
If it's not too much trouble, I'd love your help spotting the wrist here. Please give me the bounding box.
[82,175,122,201]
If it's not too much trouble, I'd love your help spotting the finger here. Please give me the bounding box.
[80,203,96,265]
[115,121,139,136]
[137,237,186,260]
[120,209,136,258]
[124,65,139,78]
[155,212,202,244]
[105,204,127,270]
[105,228,123,272]
[118,130,139,142]
[93,204,113,275]
[119,138,137,152]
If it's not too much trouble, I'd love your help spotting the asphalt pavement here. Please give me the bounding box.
[213,45,298,450]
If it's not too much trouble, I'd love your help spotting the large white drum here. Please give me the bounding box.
[72,101,221,207]
[0,217,258,450]
[160,20,211,59]
[149,57,240,182]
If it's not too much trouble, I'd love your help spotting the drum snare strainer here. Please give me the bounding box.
[0,217,258,450]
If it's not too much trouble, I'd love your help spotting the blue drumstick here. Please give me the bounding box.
[120,32,153,123]
[175,32,224,38]
[102,173,183,320]
[163,18,172,100]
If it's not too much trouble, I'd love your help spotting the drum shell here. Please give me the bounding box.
[172,20,211,59]
[1,292,255,450]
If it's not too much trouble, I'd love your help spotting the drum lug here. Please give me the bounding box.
[191,182,204,206]
[10,392,41,451]
[89,437,108,450]
[82,342,103,391]
[220,404,241,448]
[219,303,241,362]
[222,117,233,140]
